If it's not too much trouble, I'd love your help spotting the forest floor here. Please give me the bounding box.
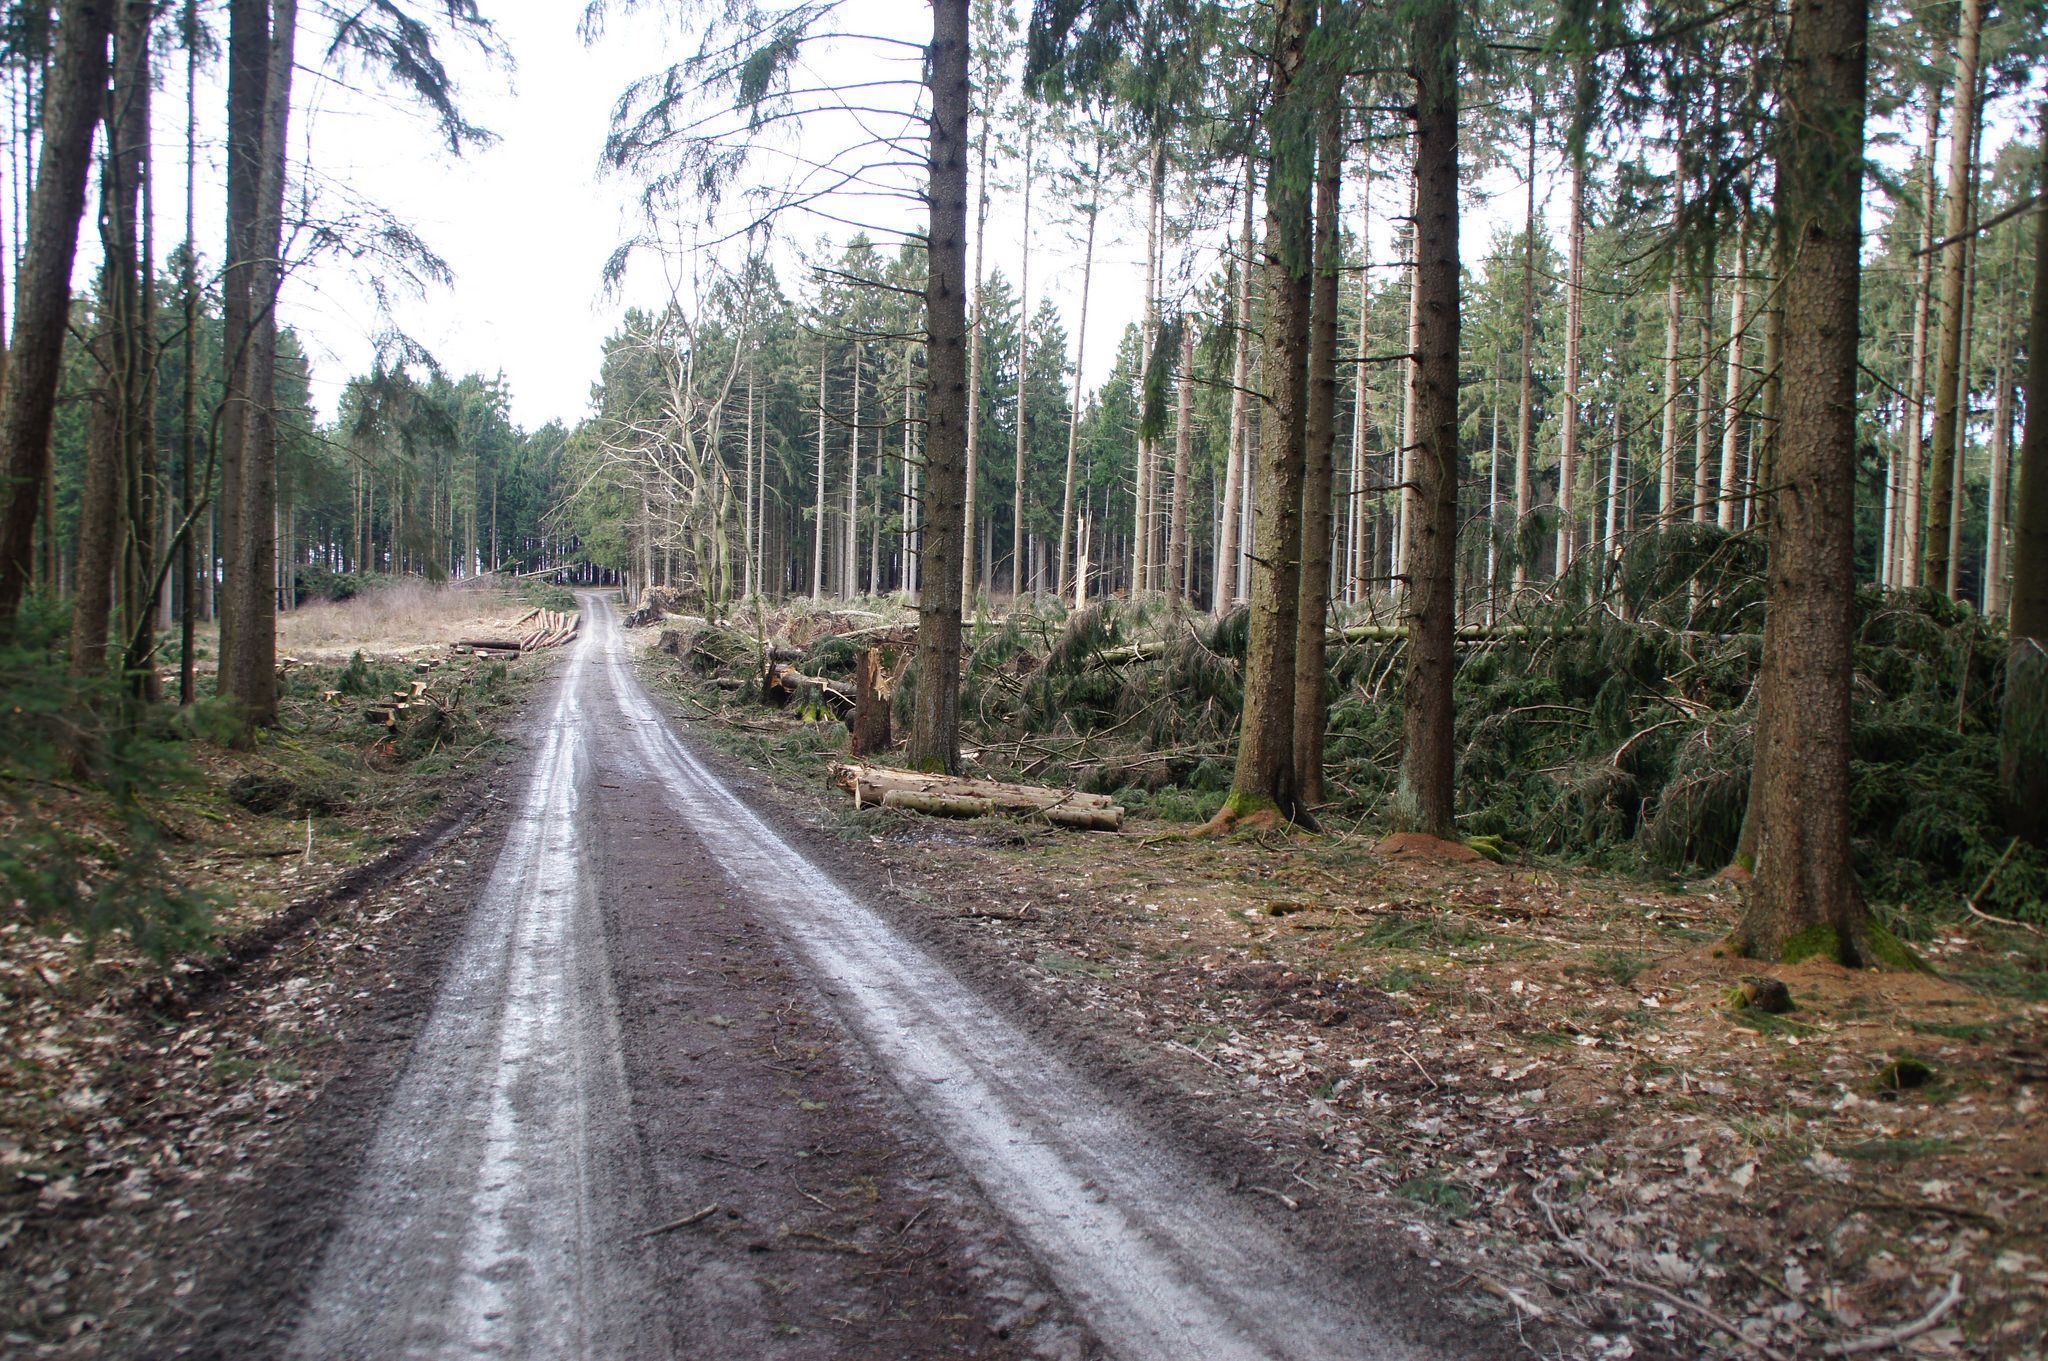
[0,583,552,1353]
[638,602,2048,1361]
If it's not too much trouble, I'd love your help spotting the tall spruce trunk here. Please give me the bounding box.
[1396,178,1419,599]
[1512,116,1535,587]
[225,0,293,724]
[812,348,827,598]
[960,87,992,606]
[2002,118,2048,845]
[74,5,149,679]
[1718,219,1750,530]
[1135,140,1162,593]
[0,0,116,626]
[1733,0,1874,965]
[1691,243,1717,523]
[910,0,969,774]
[1946,98,1986,598]
[1214,0,1311,829]
[1391,0,1460,839]
[846,342,861,597]
[115,0,160,695]
[1011,111,1034,596]
[1658,268,1684,517]
[1166,322,1194,609]
[179,0,199,701]
[1216,158,1254,612]
[1900,86,1943,588]
[1922,0,1984,596]
[1056,132,1101,601]
[215,0,264,715]
[1349,155,1373,604]
[1293,104,1341,812]
[1558,144,1585,572]
[71,355,120,676]
[1984,295,2013,617]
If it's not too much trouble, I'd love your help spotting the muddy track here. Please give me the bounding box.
[265,594,1506,1360]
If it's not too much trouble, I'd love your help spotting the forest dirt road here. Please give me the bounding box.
[284,594,1489,1361]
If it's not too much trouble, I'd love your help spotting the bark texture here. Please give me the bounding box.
[1390,0,1460,839]
[1733,0,1874,964]
[2002,117,2048,845]
[0,0,116,626]
[1922,0,1983,596]
[910,0,970,775]
[1215,0,1312,827]
[1293,104,1340,813]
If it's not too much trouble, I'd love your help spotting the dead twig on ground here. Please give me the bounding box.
[1820,1274,1962,1356]
[1532,1181,1792,1361]
[640,1204,719,1237]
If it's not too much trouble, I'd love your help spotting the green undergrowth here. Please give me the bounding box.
[1,594,530,961]
[652,527,2045,933]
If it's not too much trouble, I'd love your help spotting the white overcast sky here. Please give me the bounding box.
[140,3,2035,435]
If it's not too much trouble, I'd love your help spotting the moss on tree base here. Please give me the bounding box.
[1193,791,1291,839]
[1747,920,1927,971]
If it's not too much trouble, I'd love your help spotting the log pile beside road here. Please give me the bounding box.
[453,607,581,657]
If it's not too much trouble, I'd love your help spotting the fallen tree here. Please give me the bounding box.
[831,762,1124,831]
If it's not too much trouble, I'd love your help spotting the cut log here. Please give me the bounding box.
[882,790,994,818]
[458,638,523,651]
[835,763,1123,830]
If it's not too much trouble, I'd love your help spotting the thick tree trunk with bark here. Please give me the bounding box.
[1922,0,1983,596]
[1390,0,1460,840]
[215,0,265,717]
[75,4,150,679]
[1294,104,1341,813]
[2003,120,2048,846]
[1212,0,1312,829]
[910,0,969,775]
[223,0,294,725]
[0,0,116,626]
[1733,0,1878,966]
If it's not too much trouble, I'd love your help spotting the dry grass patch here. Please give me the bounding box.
[278,580,540,662]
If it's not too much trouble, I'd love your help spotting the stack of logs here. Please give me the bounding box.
[832,763,1124,832]
[454,606,581,658]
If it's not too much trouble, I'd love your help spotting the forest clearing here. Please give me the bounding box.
[0,0,2044,1357]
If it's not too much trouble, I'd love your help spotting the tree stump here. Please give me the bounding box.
[852,646,893,756]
